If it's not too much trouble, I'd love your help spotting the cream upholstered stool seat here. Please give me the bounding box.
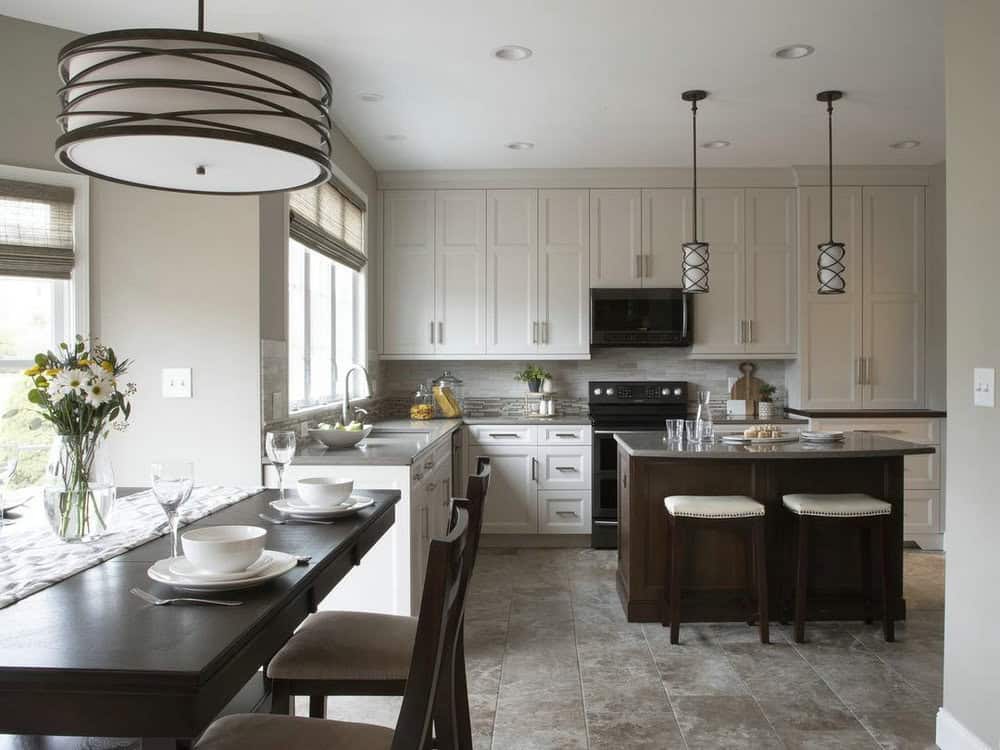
[662,495,768,645]
[781,492,894,644]
[196,714,392,750]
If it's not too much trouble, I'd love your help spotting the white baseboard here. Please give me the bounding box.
[936,707,993,750]
[906,532,945,551]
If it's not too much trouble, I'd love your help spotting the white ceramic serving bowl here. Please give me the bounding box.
[308,424,373,449]
[296,477,354,508]
[181,525,267,574]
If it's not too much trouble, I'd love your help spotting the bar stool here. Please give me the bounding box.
[782,493,894,643]
[662,495,768,645]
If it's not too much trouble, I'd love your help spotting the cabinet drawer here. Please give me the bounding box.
[538,491,591,534]
[468,424,537,445]
[537,446,591,490]
[809,418,940,445]
[903,490,941,535]
[539,425,592,445]
[413,435,454,479]
[904,451,940,490]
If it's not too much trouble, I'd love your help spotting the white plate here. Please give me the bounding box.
[721,434,799,445]
[270,496,375,519]
[148,550,297,592]
[800,431,846,442]
[168,552,274,582]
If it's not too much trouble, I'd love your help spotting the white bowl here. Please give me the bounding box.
[181,525,267,574]
[308,424,373,449]
[296,477,354,508]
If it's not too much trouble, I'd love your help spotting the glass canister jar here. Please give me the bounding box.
[410,383,435,420]
[432,370,464,417]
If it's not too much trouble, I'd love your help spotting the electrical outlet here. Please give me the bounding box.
[162,368,192,399]
[974,367,995,407]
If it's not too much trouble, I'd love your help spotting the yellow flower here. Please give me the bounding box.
[100,361,114,373]
[78,359,93,366]
[23,365,41,376]
[45,368,59,377]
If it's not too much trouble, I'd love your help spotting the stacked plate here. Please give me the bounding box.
[270,495,375,521]
[800,430,846,443]
[148,550,297,592]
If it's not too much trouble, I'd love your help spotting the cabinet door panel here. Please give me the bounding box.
[537,445,591,491]
[538,491,591,534]
[383,191,435,355]
[641,189,686,287]
[746,188,797,354]
[797,186,864,408]
[690,189,745,354]
[435,190,486,354]
[862,186,925,409]
[903,490,940,535]
[590,189,641,288]
[539,189,590,354]
[486,190,538,354]
[468,446,538,534]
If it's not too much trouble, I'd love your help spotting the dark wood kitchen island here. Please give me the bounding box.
[614,432,934,623]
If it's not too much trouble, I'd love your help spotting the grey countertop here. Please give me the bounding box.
[272,419,463,467]
[614,431,935,460]
[462,416,591,425]
[713,416,808,426]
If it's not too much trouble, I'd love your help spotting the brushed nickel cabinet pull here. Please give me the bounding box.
[556,510,579,518]
[542,321,549,344]
[438,321,443,344]
[532,321,538,344]
[747,320,753,343]
[531,457,537,481]
[555,466,578,473]
[644,254,650,278]
[555,433,577,438]
[489,433,520,439]
[429,321,435,344]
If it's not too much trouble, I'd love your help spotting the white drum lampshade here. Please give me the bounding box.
[56,30,333,194]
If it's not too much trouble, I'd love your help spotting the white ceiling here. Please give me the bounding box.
[2,0,945,171]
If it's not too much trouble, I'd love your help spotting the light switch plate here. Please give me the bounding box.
[974,367,995,407]
[162,368,192,399]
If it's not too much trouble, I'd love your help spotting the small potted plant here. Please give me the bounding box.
[514,364,552,393]
[757,383,778,419]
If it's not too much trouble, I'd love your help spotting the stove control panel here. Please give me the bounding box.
[588,381,688,404]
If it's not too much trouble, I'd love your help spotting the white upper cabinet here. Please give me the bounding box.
[486,189,538,355]
[746,189,797,354]
[862,186,925,409]
[434,190,486,354]
[538,189,590,355]
[690,189,746,355]
[383,191,436,355]
[642,189,686,287]
[589,189,642,288]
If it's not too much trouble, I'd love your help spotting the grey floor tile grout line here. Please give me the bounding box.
[845,626,939,704]
[566,574,593,750]
[715,630,789,748]
[487,589,515,750]
[639,623,692,750]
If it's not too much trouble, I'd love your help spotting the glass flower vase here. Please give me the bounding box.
[43,434,116,542]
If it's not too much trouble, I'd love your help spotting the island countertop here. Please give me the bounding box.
[614,431,935,459]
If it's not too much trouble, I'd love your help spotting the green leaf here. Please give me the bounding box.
[34,354,47,367]
[27,389,46,405]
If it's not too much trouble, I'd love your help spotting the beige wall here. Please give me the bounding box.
[942,1,1000,746]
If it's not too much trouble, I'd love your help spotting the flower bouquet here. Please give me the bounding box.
[23,336,134,541]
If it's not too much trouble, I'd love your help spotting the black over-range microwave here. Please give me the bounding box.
[590,288,692,347]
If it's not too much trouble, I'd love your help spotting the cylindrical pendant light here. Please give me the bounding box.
[816,90,846,294]
[681,89,709,294]
[55,0,333,194]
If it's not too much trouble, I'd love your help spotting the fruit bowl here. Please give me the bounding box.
[308,423,373,449]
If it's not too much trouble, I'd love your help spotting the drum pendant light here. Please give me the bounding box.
[816,90,846,294]
[681,90,710,294]
[55,0,333,194]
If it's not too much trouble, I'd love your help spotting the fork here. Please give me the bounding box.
[258,512,334,526]
[130,587,243,607]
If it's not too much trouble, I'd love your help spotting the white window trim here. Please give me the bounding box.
[0,164,90,370]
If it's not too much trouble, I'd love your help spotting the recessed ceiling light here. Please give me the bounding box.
[890,139,921,149]
[494,45,533,61]
[359,92,383,102]
[384,134,406,141]
[702,140,731,149]
[773,44,814,60]
[505,141,534,150]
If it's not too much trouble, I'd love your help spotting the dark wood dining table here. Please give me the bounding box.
[0,487,400,749]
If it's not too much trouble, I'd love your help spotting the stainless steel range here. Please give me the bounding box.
[589,380,688,548]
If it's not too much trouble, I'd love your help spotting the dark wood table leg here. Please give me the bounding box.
[743,525,755,626]
[876,516,895,642]
[794,515,810,643]
[669,516,683,645]
[860,526,873,624]
[753,518,769,644]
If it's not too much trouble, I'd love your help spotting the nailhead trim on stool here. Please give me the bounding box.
[782,493,890,517]
[665,495,765,518]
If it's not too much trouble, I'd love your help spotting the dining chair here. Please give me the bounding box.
[265,459,491,750]
[193,506,472,750]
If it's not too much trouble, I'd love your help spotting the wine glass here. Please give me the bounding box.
[266,431,297,502]
[151,461,195,558]
[0,443,17,526]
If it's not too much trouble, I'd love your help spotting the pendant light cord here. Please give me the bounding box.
[198,0,205,31]
[826,98,834,244]
[691,98,698,243]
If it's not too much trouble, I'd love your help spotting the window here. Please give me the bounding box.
[287,179,366,413]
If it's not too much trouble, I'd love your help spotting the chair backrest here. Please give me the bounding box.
[455,457,490,584]
[391,508,470,750]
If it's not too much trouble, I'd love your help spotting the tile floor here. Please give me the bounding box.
[324,548,945,750]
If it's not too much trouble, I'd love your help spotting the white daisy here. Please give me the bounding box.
[49,368,88,402]
[84,376,114,407]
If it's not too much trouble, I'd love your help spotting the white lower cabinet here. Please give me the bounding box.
[467,424,592,535]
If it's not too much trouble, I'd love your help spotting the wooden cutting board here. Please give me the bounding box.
[730,361,764,414]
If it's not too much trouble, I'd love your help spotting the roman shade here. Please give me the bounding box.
[0,179,75,279]
[289,179,366,272]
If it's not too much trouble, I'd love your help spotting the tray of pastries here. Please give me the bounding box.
[720,424,800,444]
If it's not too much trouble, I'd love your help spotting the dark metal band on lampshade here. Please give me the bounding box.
[681,89,709,294]
[55,6,333,195]
[816,90,845,294]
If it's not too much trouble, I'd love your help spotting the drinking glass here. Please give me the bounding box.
[151,461,195,558]
[685,419,701,444]
[266,431,297,502]
[665,419,685,444]
[0,443,17,526]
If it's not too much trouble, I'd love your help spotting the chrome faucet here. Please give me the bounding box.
[342,364,373,425]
